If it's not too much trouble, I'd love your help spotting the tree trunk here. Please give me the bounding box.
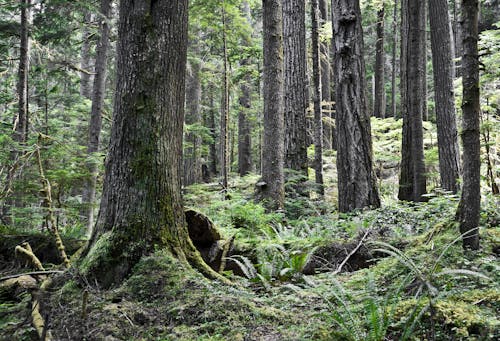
[398,0,427,202]
[283,0,308,178]
[452,0,463,77]
[421,1,428,122]
[311,0,324,195]
[238,61,253,176]
[456,0,480,250]
[428,0,461,193]
[260,0,285,210]
[238,2,253,177]
[319,0,332,149]
[80,11,93,99]
[82,0,214,287]
[14,0,30,145]
[391,0,398,118]
[220,3,230,196]
[183,50,203,186]
[332,0,381,212]
[82,0,111,233]
[374,6,386,119]
[207,91,218,178]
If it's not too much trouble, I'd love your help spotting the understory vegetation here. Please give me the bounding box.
[1,118,498,340]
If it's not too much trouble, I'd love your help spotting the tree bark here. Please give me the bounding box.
[14,0,30,145]
[80,11,93,99]
[283,0,308,177]
[332,0,381,212]
[374,6,386,119]
[456,0,480,250]
[238,2,253,177]
[319,0,332,149]
[82,0,111,233]
[398,0,427,202]
[183,50,203,186]
[220,3,230,196]
[260,0,285,210]
[391,0,398,118]
[82,0,214,287]
[207,90,218,178]
[428,0,461,193]
[312,0,324,195]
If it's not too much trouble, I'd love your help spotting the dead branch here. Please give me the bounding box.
[0,271,64,282]
[332,229,371,275]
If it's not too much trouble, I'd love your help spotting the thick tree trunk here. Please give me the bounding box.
[319,0,332,149]
[283,0,308,177]
[82,0,111,233]
[80,11,93,99]
[183,53,203,186]
[428,0,461,193]
[456,0,480,250]
[82,0,213,287]
[391,0,398,118]
[260,0,285,210]
[421,1,428,122]
[398,0,427,202]
[332,0,380,212]
[311,0,324,195]
[374,6,386,119]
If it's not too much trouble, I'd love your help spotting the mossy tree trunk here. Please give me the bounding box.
[332,0,380,212]
[456,0,480,250]
[82,0,214,287]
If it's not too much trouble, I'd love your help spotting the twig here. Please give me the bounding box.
[0,270,64,282]
[332,229,371,275]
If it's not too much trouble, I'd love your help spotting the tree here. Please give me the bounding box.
[12,0,30,147]
[283,0,308,179]
[456,0,480,250]
[183,45,203,186]
[398,0,427,202]
[374,4,386,119]
[237,1,253,177]
[82,0,112,232]
[319,0,332,149]
[428,0,461,193]
[390,0,399,118]
[79,11,93,99]
[260,0,284,210]
[220,2,230,196]
[82,0,214,287]
[311,0,324,194]
[332,0,380,212]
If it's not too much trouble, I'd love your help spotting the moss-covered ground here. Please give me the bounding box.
[1,118,499,340]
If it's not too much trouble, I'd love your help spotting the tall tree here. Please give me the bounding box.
[79,11,93,99]
[82,0,214,286]
[82,0,112,232]
[283,0,308,178]
[220,2,230,195]
[456,0,480,250]
[319,0,332,149]
[311,0,324,194]
[183,50,203,186]
[332,0,380,212]
[238,1,253,177]
[391,0,399,118]
[428,0,461,193]
[398,0,427,202]
[14,0,30,145]
[374,5,386,119]
[260,0,284,209]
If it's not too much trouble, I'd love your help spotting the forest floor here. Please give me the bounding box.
[1,118,499,340]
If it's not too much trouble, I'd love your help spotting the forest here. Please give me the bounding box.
[0,0,499,340]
